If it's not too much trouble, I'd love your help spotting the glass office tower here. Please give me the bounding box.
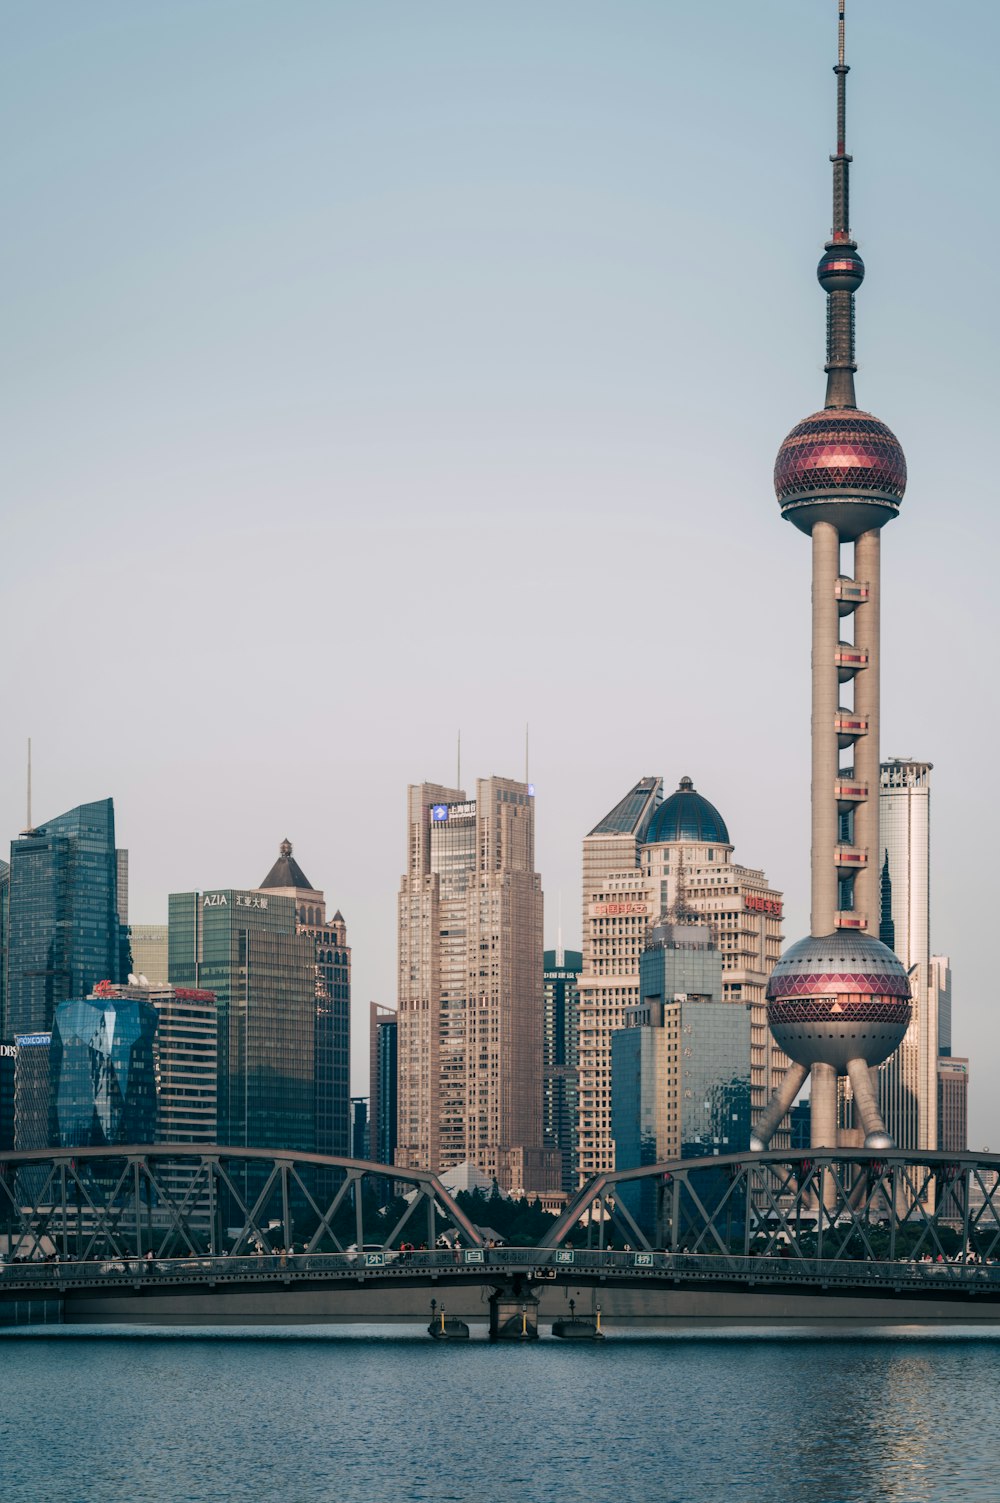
[6,799,128,1037]
[369,1003,398,1166]
[168,889,316,1152]
[543,948,582,1195]
[49,992,158,1148]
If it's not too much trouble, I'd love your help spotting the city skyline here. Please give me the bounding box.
[2,2,997,1142]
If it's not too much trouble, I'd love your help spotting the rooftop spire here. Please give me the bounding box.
[818,0,865,409]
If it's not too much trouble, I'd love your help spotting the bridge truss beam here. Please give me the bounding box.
[542,1150,1000,1266]
[0,1146,482,1263]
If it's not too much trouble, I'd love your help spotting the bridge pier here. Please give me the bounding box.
[0,1296,64,1328]
[489,1281,539,1341]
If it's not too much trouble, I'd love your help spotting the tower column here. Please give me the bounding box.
[810,1062,839,1149]
[811,521,840,936]
[852,528,880,927]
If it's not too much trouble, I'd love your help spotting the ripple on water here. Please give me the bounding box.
[2,1325,999,1503]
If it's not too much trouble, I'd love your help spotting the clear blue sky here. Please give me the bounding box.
[2,2,997,1141]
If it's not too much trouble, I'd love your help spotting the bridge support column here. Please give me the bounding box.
[489,1283,539,1341]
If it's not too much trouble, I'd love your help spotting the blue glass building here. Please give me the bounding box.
[5,799,129,1038]
[49,994,158,1148]
[611,924,751,1239]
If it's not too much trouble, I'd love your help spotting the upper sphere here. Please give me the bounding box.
[774,408,907,538]
[818,246,865,293]
[644,776,730,847]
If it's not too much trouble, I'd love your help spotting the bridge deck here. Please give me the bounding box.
[4,1247,1000,1305]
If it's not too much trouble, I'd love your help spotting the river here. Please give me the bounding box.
[1,1324,997,1502]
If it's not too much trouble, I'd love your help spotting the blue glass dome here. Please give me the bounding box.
[644,777,730,846]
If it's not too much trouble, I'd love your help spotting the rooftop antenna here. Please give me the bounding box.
[524,723,529,786]
[557,892,564,968]
[457,729,461,791]
[21,737,35,836]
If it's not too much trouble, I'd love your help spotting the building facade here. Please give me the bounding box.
[48,989,158,1149]
[13,1032,51,1152]
[168,888,316,1153]
[578,775,782,1185]
[255,840,351,1159]
[874,760,947,1151]
[543,947,581,1197]
[396,778,554,1194]
[938,1056,969,1153]
[611,924,751,1236]
[6,799,129,1038]
[129,924,169,986]
[368,1002,398,1166]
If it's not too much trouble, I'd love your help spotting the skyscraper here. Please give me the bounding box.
[168,888,316,1153]
[611,923,751,1232]
[396,777,555,1194]
[576,776,662,1184]
[256,840,351,1159]
[0,858,9,1037]
[368,1002,398,1166]
[48,988,158,1149]
[578,775,783,1184]
[755,4,912,1153]
[543,946,581,1196]
[875,759,944,1151]
[6,799,128,1038]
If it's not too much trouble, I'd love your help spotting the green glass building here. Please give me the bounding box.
[168,889,316,1153]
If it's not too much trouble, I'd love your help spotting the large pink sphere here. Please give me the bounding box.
[774,409,906,538]
[766,932,911,1072]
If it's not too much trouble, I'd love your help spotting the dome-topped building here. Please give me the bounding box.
[644,777,730,848]
[576,774,786,1182]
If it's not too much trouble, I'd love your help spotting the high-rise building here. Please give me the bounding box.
[938,1056,969,1153]
[396,778,555,1194]
[256,840,351,1159]
[0,858,9,1037]
[48,989,158,1149]
[369,1003,398,1166]
[6,799,129,1038]
[576,776,662,1185]
[129,924,169,986]
[875,760,943,1151]
[578,775,782,1184]
[756,5,913,1154]
[168,888,316,1153]
[351,1097,369,1161]
[99,982,218,1146]
[611,923,751,1232]
[543,947,581,1196]
[641,779,785,1137]
[0,1040,13,1152]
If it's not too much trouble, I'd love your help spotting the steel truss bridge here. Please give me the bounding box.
[3,1146,1000,1318]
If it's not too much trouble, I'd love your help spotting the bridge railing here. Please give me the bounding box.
[4,1245,1000,1297]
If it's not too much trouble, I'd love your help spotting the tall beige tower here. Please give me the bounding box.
[577,775,784,1186]
[396,777,555,1194]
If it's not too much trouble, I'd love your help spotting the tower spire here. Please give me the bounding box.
[819,0,864,409]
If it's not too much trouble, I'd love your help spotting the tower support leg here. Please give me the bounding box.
[751,1061,810,1151]
[810,1062,839,1149]
[846,1057,893,1149]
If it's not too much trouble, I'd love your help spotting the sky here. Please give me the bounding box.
[2,2,998,1142]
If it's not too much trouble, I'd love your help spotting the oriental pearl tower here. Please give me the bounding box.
[751,2,911,1154]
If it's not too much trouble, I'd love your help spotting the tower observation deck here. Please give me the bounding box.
[753,3,912,1155]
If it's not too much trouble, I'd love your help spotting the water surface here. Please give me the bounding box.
[1,1324,996,1502]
